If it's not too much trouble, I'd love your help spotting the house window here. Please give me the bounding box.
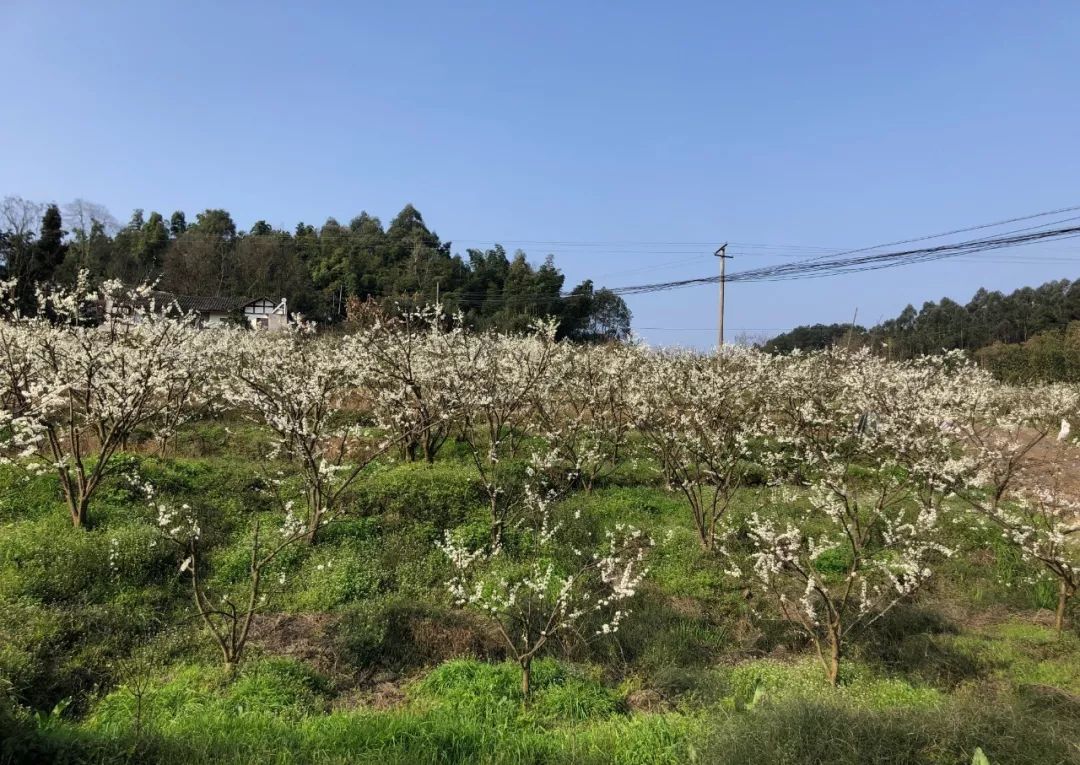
[256,317,269,330]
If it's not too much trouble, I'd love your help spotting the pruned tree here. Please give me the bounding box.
[950,382,1080,633]
[154,490,311,672]
[744,350,965,684]
[531,341,641,494]
[632,347,774,549]
[438,493,651,698]
[0,275,200,527]
[353,303,458,463]
[442,319,558,547]
[219,324,393,543]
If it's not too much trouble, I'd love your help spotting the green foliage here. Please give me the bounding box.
[170,420,278,460]
[4,198,631,331]
[766,277,1080,379]
[354,461,484,527]
[764,322,867,354]
[975,321,1080,382]
[934,511,1061,611]
[699,690,1077,765]
[87,658,331,734]
[812,545,855,576]
[646,526,726,599]
[624,605,733,671]
[0,592,170,711]
[223,658,330,718]
[0,515,173,604]
[412,659,624,722]
[23,657,687,765]
[946,623,1080,693]
[0,466,61,523]
[290,539,387,610]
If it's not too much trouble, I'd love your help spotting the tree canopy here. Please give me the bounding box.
[763,277,1080,360]
[0,198,631,342]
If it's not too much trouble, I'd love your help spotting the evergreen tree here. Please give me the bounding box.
[35,204,67,279]
[169,210,187,237]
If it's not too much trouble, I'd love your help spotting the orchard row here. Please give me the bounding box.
[0,277,1076,688]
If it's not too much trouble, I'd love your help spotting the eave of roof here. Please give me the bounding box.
[146,292,278,314]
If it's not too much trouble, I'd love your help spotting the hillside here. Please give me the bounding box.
[763,277,1080,379]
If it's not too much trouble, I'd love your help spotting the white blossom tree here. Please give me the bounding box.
[438,508,652,698]
[631,347,775,549]
[0,275,200,527]
[351,303,458,463]
[531,341,642,494]
[744,350,964,684]
[153,489,311,672]
[441,320,558,548]
[949,382,1080,633]
[219,324,395,544]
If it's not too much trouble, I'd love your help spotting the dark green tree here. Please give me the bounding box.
[169,210,187,237]
[35,204,67,279]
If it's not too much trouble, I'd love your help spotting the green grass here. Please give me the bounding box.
[699,689,1079,765]
[2,432,1079,765]
[6,657,693,765]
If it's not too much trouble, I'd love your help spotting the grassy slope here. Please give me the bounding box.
[1,424,1078,765]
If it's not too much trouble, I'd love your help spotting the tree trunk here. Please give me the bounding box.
[306,488,323,545]
[70,493,90,528]
[520,656,532,700]
[1056,580,1074,636]
[826,630,841,686]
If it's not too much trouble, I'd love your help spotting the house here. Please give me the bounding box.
[107,292,290,330]
[164,294,290,330]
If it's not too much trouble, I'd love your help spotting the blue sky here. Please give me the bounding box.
[2,1,1079,346]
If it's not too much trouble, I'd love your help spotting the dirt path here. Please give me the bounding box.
[1014,428,1080,502]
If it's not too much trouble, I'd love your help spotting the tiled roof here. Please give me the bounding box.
[149,292,274,314]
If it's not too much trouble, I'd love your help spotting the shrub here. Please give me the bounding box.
[0,467,61,523]
[353,462,483,528]
[291,540,388,610]
[0,517,174,604]
[698,689,1077,765]
[337,597,503,674]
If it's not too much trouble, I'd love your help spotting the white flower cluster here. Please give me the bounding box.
[0,273,204,526]
[156,502,200,544]
[438,510,652,668]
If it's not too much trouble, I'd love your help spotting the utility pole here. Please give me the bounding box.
[714,243,732,348]
[847,307,859,350]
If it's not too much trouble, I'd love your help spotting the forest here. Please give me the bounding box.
[0,196,631,342]
[764,277,1080,381]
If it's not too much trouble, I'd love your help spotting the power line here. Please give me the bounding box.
[605,214,1080,297]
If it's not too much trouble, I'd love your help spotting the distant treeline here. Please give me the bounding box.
[0,197,630,342]
[762,277,1080,382]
